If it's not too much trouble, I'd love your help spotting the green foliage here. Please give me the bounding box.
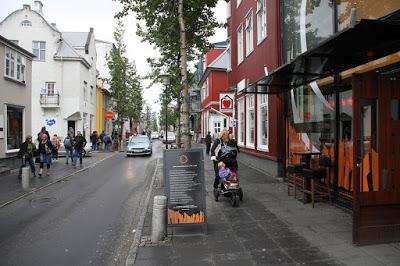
[107,20,143,123]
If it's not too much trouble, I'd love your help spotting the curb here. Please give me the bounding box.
[126,158,159,266]
[0,152,118,209]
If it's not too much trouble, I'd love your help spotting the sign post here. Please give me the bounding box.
[164,148,206,232]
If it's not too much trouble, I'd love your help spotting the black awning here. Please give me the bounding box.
[241,18,400,94]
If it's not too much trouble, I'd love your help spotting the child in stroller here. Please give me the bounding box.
[218,161,238,186]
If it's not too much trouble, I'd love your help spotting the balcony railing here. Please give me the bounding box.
[40,93,60,106]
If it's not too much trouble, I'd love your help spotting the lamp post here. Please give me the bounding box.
[160,74,170,149]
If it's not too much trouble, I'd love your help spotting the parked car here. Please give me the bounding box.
[151,131,159,139]
[162,132,176,144]
[57,136,92,157]
[126,135,152,156]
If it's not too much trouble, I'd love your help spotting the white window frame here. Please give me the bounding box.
[20,20,32,26]
[236,0,242,8]
[245,10,254,56]
[32,41,46,61]
[4,47,26,83]
[205,78,209,99]
[226,38,231,71]
[237,97,245,146]
[257,94,269,151]
[45,82,56,95]
[237,24,244,65]
[257,0,267,44]
[246,95,255,148]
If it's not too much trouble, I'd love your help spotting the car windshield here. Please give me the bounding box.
[130,138,148,144]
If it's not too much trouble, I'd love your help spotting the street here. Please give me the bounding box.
[0,140,163,266]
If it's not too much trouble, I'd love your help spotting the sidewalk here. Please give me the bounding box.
[0,151,115,207]
[134,146,400,266]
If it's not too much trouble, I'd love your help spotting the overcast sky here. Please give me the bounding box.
[0,0,227,113]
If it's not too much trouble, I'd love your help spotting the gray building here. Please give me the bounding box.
[0,35,34,174]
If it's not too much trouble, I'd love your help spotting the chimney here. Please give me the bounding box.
[23,4,31,11]
[34,1,43,15]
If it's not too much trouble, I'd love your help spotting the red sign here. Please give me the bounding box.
[219,93,234,113]
[106,111,114,120]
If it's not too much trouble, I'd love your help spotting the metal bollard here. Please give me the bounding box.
[21,166,30,190]
[151,195,167,243]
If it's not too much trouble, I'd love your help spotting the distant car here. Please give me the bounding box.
[162,132,176,144]
[151,131,159,139]
[57,136,92,157]
[126,135,152,156]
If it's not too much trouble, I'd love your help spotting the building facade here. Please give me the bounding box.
[227,0,283,177]
[200,42,233,140]
[0,35,34,172]
[0,2,97,143]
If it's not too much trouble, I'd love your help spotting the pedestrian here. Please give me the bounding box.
[205,131,212,155]
[212,128,219,142]
[228,133,240,170]
[73,131,87,166]
[17,135,37,179]
[90,131,99,151]
[37,126,50,143]
[38,134,54,177]
[64,131,74,165]
[51,134,61,161]
[104,133,111,152]
[99,130,105,150]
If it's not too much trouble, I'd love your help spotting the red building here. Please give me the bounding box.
[200,42,234,140]
[227,0,283,176]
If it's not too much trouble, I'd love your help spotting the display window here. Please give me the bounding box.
[6,105,23,151]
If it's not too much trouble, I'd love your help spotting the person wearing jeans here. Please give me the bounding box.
[73,131,87,166]
[38,134,53,177]
[17,136,36,179]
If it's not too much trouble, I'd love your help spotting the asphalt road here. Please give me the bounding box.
[0,139,164,266]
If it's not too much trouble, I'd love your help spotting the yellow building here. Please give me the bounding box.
[96,79,113,134]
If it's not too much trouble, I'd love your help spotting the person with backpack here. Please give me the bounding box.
[103,133,111,152]
[64,131,74,165]
[17,135,37,179]
[90,131,99,151]
[51,134,61,161]
[73,131,87,166]
[38,134,54,177]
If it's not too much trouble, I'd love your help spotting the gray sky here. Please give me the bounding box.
[0,0,227,113]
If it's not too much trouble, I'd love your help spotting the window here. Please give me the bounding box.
[45,82,55,95]
[237,0,242,8]
[391,99,400,120]
[226,39,231,71]
[257,0,267,43]
[238,98,245,145]
[83,84,88,101]
[245,10,254,56]
[257,94,269,150]
[214,122,221,134]
[90,86,94,104]
[4,47,26,82]
[6,105,23,151]
[32,41,46,61]
[20,20,32,26]
[246,95,255,147]
[237,24,244,64]
[205,78,209,99]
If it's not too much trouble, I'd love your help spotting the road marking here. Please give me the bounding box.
[0,153,117,209]
[126,158,159,266]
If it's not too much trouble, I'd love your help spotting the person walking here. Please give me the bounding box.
[103,133,111,152]
[37,126,50,143]
[73,131,87,166]
[90,131,99,151]
[51,134,61,161]
[17,136,37,179]
[38,134,54,177]
[205,131,212,155]
[64,131,74,165]
[212,128,219,142]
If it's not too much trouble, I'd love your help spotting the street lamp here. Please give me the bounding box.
[160,74,170,149]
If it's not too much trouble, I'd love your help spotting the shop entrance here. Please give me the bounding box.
[353,72,400,244]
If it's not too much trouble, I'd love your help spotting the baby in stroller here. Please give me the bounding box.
[218,162,238,189]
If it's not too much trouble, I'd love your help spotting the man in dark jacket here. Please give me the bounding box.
[205,131,212,155]
[18,136,37,179]
[73,131,87,166]
[37,126,50,143]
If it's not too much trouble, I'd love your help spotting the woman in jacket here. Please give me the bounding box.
[38,134,54,177]
[17,135,37,179]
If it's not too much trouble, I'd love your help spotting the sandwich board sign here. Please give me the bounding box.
[164,148,206,229]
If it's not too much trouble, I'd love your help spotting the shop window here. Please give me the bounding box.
[257,94,269,150]
[246,95,255,147]
[281,0,334,64]
[337,0,400,31]
[391,99,400,120]
[6,105,23,151]
[238,98,245,145]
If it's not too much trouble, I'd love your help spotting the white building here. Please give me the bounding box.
[0,1,97,142]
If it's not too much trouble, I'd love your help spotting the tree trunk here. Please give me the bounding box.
[178,0,191,149]
[176,97,182,148]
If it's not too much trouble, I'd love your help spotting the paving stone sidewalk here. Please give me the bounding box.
[0,151,115,207]
[135,145,400,266]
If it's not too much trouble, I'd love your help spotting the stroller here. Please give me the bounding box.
[213,160,243,207]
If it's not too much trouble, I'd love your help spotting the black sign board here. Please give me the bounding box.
[164,148,206,226]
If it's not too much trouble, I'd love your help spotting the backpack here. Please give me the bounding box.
[64,136,72,149]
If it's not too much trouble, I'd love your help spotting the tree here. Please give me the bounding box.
[116,0,222,148]
[107,20,143,131]
[150,112,159,131]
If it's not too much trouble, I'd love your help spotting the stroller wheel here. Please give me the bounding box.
[213,188,219,202]
[238,188,243,201]
[231,193,239,207]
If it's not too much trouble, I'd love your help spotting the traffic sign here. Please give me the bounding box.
[106,111,114,120]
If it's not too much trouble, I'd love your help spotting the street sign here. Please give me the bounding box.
[106,111,114,120]
[164,149,206,227]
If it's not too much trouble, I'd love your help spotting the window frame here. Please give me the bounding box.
[20,20,32,26]
[32,41,46,61]
[237,97,245,146]
[237,23,244,65]
[245,9,254,57]
[4,47,26,83]
[237,0,242,8]
[257,94,269,151]
[5,104,25,153]
[257,0,267,44]
[246,94,255,148]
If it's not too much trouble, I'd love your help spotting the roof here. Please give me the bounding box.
[62,32,89,48]
[0,35,35,58]
[212,40,228,48]
[199,49,229,85]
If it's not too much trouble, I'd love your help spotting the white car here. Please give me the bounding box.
[162,132,176,144]
[151,131,159,139]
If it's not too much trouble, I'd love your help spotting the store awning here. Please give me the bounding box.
[242,18,400,94]
[64,111,82,120]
